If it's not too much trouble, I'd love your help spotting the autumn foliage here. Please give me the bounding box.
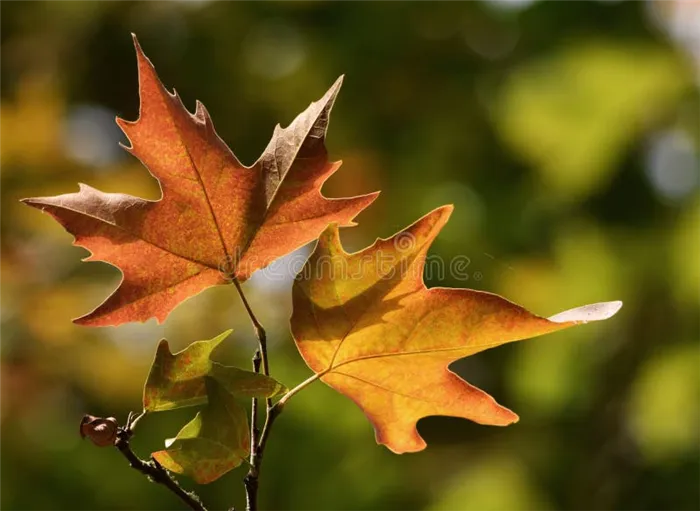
[292,206,621,453]
[22,35,621,499]
[23,35,377,327]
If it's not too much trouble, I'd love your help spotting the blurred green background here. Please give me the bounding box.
[2,1,699,510]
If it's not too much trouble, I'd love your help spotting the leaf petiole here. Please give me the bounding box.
[275,372,322,409]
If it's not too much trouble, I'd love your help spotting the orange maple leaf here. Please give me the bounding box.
[22,35,378,326]
[290,206,622,453]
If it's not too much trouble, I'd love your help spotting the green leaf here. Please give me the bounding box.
[153,378,250,484]
[143,330,286,412]
[210,363,286,400]
[143,331,229,411]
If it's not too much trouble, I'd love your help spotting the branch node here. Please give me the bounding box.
[82,413,208,511]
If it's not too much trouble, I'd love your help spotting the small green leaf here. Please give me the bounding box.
[143,330,286,412]
[153,378,250,484]
[143,331,231,412]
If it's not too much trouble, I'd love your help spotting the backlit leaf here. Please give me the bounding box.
[143,330,285,412]
[21,35,378,326]
[291,206,622,453]
[153,378,250,484]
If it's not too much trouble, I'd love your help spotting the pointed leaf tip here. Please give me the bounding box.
[131,33,143,52]
[548,300,623,324]
[317,76,345,111]
[434,203,454,220]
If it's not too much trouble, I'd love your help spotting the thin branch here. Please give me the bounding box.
[114,425,207,511]
[232,279,324,510]
[250,351,262,452]
[254,402,283,468]
[246,350,262,511]
[242,372,322,510]
[243,471,259,511]
[232,279,270,377]
[243,402,280,511]
[233,278,271,511]
[254,373,321,469]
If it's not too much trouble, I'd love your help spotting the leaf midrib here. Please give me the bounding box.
[169,104,231,261]
[331,341,506,371]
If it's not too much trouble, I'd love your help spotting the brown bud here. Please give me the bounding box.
[80,414,119,447]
